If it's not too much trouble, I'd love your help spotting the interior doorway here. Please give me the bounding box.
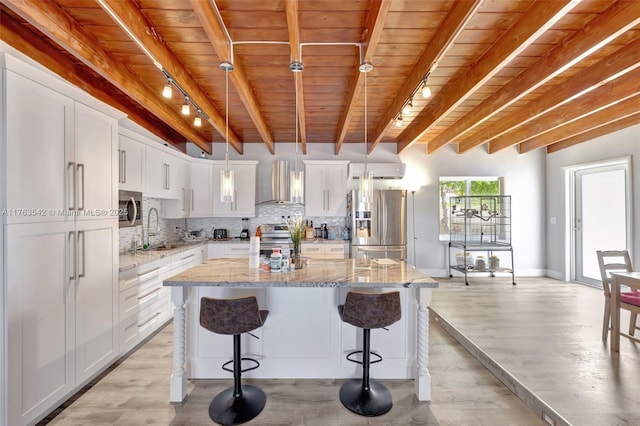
[569,158,631,286]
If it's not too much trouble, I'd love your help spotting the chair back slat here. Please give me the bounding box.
[597,250,633,295]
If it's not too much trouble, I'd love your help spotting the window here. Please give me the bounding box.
[439,177,502,240]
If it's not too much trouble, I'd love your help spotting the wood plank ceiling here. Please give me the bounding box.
[1,0,639,156]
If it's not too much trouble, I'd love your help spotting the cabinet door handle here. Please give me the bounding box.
[68,162,76,211]
[68,231,77,281]
[166,163,171,189]
[137,287,160,302]
[138,312,161,328]
[77,163,85,211]
[191,189,195,211]
[77,231,86,278]
[138,266,160,282]
[117,149,122,183]
[326,190,330,211]
[122,150,127,184]
[234,190,237,211]
[181,253,195,261]
[181,188,186,212]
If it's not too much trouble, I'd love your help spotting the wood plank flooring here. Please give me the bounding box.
[41,313,543,425]
[430,276,640,426]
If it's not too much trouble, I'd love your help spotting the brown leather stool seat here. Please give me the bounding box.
[200,296,269,425]
[338,291,401,417]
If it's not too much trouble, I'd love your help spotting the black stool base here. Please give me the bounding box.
[339,378,392,417]
[208,385,266,425]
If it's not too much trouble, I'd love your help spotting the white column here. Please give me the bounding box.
[415,287,432,401]
[170,286,188,402]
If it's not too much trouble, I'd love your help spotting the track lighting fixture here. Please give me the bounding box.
[421,82,431,98]
[402,97,413,116]
[182,97,190,115]
[194,111,202,127]
[162,78,173,98]
[395,114,403,127]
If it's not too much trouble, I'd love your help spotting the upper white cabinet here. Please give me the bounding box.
[118,130,145,192]
[5,70,118,224]
[212,161,258,217]
[189,160,214,217]
[303,160,349,217]
[145,144,184,199]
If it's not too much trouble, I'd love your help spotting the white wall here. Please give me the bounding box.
[545,124,640,279]
[188,139,547,277]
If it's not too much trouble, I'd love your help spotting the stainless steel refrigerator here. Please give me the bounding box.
[348,189,407,260]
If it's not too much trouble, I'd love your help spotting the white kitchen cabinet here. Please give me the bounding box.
[118,257,172,354]
[145,144,184,199]
[213,161,258,217]
[118,130,145,192]
[301,242,348,259]
[303,161,349,217]
[5,71,118,225]
[6,219,118,426]
[2,53,122,426]
[164,160,213,218]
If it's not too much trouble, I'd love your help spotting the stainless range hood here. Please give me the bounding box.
[259,160,303,205]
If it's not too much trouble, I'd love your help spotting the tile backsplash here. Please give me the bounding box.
[119,199,348,252]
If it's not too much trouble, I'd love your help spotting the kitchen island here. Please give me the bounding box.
[164,258,438,403]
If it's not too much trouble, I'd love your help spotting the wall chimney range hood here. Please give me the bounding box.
[259,160,302,205]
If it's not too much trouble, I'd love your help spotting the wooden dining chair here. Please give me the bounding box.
[597,250,640,343]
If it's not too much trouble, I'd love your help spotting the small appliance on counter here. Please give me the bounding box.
[213,229,228,240]
[240,218,250,240]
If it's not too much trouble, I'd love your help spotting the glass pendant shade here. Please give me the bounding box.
[359,170,373,204]
[181,99,190,115]
[290,170,304,204]
[220,169,234,203]
[421,84,432,98]
[162,81,172,98]
[193,115,201,127]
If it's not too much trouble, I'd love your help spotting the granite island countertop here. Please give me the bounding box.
[163,258,438,289]
[119,241,208,272]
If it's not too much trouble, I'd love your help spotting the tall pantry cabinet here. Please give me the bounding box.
[1,52,124,426]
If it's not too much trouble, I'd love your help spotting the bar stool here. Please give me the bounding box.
[200,296,269,425]
[338,291,401,417]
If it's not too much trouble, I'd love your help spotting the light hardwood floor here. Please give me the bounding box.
[430,275,640,426]
[41,313,543,425]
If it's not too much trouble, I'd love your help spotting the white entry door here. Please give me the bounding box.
[574,161,631,286]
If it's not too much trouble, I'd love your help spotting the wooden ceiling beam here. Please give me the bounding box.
[520,95,640,154]
[191,0,275,154]
[1,0,212,153]
[333,0,391,155]
[370,0,481,154]
[455,1,640,154]
[98,0,241,154]
[0,7,188,148]
[285,0,307,154]
[395,1,576,154]
[489,67,640,153]
[546,112,640,154]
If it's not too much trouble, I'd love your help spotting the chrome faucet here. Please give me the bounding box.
[147,207,160,244]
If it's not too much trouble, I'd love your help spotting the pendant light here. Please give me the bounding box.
[162,77,173,98]
[359,61,373,204]
[290,61,304,204]
[220,61,234,203]
[181,96,190,115]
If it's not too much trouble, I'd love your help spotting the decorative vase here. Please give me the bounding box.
[293,241,302,269]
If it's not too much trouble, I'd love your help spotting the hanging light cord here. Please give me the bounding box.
[295,71,299,172]
[225,67,229,170]
[364,68,368,171]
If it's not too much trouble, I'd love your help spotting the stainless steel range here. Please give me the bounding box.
[259,224,292,256]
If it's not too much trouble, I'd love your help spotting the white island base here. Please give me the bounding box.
[165,259,437,403]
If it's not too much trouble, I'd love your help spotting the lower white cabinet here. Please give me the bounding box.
[301,242,348,259]
[6,220,118,426]
[118,246,205,354]
[207,243,250,259]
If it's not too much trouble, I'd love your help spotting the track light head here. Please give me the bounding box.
[182,97,190,115]
[162,78,173,98]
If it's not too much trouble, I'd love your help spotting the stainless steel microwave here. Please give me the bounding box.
[118,190,142,228]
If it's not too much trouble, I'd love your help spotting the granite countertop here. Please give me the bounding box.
[163,258,438,289]
[119,241,208,272]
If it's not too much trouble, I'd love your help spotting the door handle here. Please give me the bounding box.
[122,150,127,184]
[77,163,85,211]
[68,162,76,211]
[68,231,77,281]
[78,230,86,278]
[128,197,137,226]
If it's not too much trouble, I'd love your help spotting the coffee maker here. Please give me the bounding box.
[240,218,250,240]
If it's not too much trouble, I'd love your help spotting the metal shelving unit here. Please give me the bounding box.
[447,195,515,285]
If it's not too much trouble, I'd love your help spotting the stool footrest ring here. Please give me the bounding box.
[346,350,383,365]
[222,357,260,374]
